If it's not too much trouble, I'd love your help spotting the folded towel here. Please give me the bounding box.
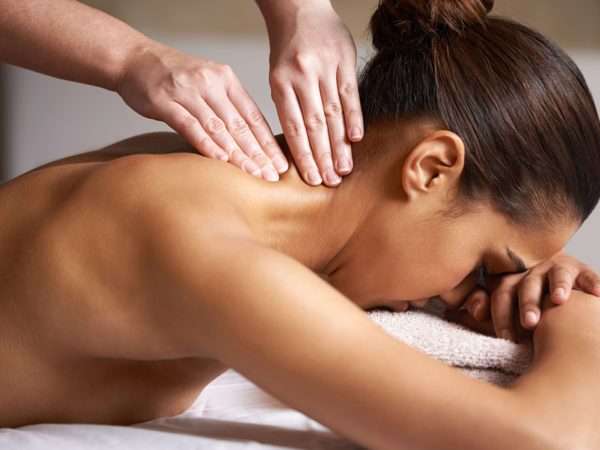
[367,300,533,386]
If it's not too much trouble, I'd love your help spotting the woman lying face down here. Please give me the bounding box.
[325,0,600,329]
[0,0,600,448]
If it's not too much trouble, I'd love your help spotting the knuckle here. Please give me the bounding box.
[283,121,304,138]
[550,265,572,277]
[584,271,600,283]
[296,151,315,167]
[250,151,269,165]
[293,53,314,72]
[260,138,279,152]
[165,71,188,92]
[316,151,334,167]
[228,148,245,163]
[331,136,350,151]
[492,315,510,330]
[339,81,357,97]
[268,74,286,95]
[519,296,540,308]
[492,305,512,324]
[305,114,325,132]
[323,101,343,118]
[493,287,512,300]
[177,114,199,132]
[194,136,214,154]
[229,116,250,135]
[519,275,541,290]
[246,109,266,127]
[206,117,226,134]
[216,63,234,80]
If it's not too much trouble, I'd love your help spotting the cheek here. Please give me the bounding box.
[329,253,473,304]
[328,221,479,303]
[393,236,476,299]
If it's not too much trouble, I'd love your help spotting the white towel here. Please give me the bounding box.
[367,300,533,386]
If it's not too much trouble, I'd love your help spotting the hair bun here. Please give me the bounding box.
[371,0,495,52]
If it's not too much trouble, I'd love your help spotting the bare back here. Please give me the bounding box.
[0,133,264,426]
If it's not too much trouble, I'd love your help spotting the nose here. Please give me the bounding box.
[439,270,480,309]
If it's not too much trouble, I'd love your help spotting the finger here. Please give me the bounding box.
[294,81,341,187]
[445,309,495,336]
[205,91,279,182]
[320,78,352,177]
[273,86,322,185]
[575,269,600,297]
[178,98,262,178]
[337,65,363,145]
[517,272,545,329]
[228,87,289,175]
[491,287,516,341]
[465,288,491,321]
[547,265,574,304]
[156,100,228,162]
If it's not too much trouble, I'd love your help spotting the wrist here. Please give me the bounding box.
[113,38,165,94]
[256,0,334,34]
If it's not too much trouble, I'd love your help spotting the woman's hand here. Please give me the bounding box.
[118,43,288,181]
[257,0,363,187]
[449,251,600,341]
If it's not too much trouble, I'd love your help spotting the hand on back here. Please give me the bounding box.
[117,44,289,181]
[264,2,363,186]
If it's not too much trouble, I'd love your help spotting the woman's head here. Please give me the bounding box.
[357,0,600,228]
[327,0,599,308]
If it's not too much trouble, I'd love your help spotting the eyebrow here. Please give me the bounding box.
[506,246,528,273]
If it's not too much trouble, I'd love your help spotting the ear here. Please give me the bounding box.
[401,130,465,201]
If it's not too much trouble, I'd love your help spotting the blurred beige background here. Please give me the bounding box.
[82,0,600,48]
[1,0,599,268]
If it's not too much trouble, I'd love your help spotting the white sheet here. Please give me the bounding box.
[0,305,532,449]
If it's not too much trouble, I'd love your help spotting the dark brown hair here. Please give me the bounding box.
[359,0,600,225]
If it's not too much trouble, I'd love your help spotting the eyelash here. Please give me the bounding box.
[477,262,489,288]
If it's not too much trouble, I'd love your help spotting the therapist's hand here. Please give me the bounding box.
[118,43,288,181]
[258,0,363,187]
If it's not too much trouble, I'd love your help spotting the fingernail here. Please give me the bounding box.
[325,169,342,186]
[350,127,362,140]
[262,166,279,182]
[499,329,512,341]
[554,287,565,299]
[243,160,261,177]
[336,156,352,174]
[524,311,538,327]
[217,150,229,162]
[472,302,482,319]
[306,168,322,186]
[273,155,289,173]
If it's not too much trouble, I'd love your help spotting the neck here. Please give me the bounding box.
[248,138,377,274]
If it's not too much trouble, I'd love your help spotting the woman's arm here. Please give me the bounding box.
[510,290,600,449]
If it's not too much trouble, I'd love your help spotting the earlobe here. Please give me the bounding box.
[402,130,465,200]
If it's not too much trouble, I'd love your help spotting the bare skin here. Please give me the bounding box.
[0,131,598,449]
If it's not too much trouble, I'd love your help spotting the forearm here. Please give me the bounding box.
[255,0,334,37]
[509,291,600,448]
[151,236,545,449]
[0,0,156,90]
